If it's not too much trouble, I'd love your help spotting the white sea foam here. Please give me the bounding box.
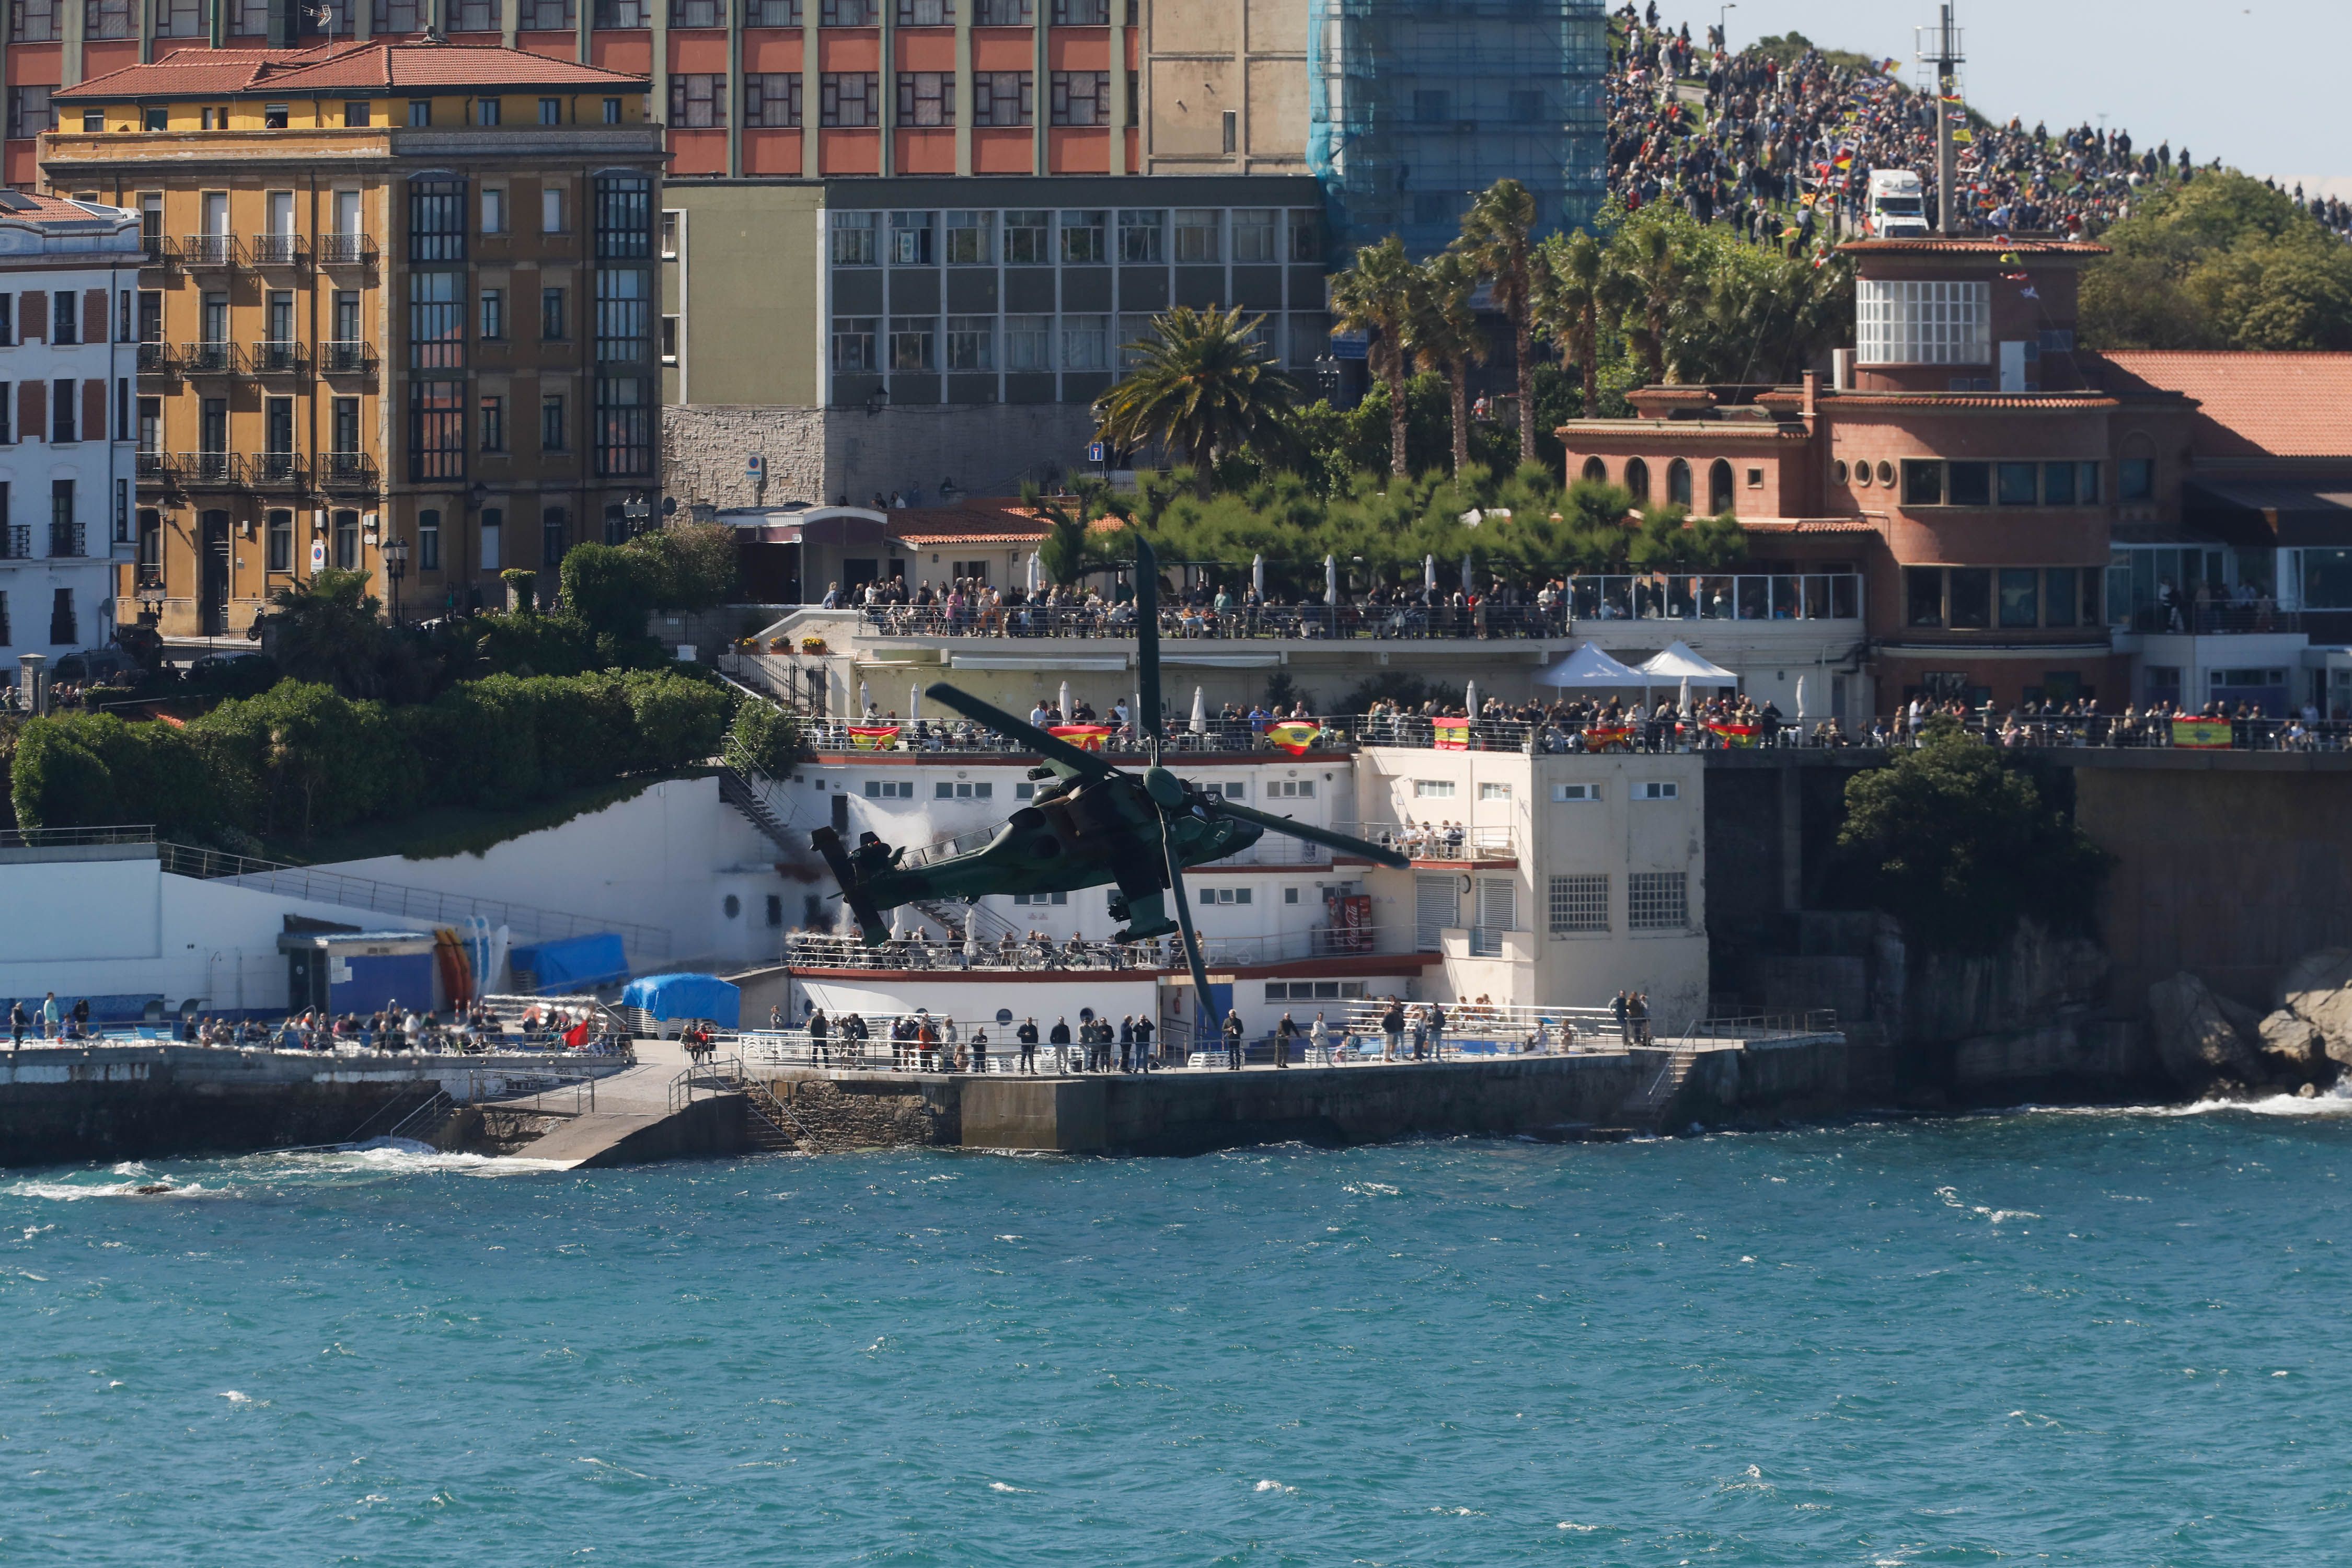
[988,1481,1030,1494]
[7,1178,206,1202]
[218,1390,251,1403]
[1253,1480,1294,1495]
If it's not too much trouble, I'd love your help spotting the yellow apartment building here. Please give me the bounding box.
[38,39,661,637]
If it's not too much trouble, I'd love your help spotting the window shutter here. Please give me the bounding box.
[83,288,107,344]
[18,291,44,342]
[82,378,106,443]
[19,379,44,441]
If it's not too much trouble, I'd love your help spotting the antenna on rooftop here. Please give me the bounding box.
[1915,3,1965,236]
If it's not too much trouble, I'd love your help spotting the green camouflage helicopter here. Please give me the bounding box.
[810,535,1408,1029]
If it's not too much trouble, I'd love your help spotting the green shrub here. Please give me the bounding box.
[724,696,807,778]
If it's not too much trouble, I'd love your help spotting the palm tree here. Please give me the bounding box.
[1534,229,1610,419]
[1329,235,1421,477]
[1458,178,1539,459]
[1611,220,1693,385]
[1091,305,1296,491]
[1405,250,1485,476]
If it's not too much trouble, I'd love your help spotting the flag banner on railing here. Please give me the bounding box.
[1266,720,1322,756]
[1706,722,1762,747]
[1583,725,1634,752]
[846,724,902,750]
[1432,717,1470,751]
[1048,724,1115,751]
[2171,716,2233,749]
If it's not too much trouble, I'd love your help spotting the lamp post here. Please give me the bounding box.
[1717,2,1734,49]
[383,535,409,624]
[622,492,652,540]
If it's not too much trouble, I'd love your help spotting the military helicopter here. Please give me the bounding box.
[810,535,1409,1034]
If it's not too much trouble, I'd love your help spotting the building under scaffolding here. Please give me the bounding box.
[1308,0,1610,257]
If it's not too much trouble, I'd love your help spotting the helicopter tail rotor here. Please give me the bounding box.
[810,826,892,946]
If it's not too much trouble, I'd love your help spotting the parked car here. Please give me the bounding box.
[50,647,142,685]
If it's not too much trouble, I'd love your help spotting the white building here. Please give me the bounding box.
[0,192,139,691]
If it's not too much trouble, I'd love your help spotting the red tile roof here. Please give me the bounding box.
[885,499,1133,547]
[54,40,648,101]
[0,191,134,226]
[2096,350,2352,460]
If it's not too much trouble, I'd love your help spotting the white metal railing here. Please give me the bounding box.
[781,924,1387,972]
[1359,822,1517,862]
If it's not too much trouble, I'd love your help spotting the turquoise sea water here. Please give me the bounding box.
[4,1099,2348,1566]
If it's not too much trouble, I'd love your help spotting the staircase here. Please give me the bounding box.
[673,1053,825,1152]
[1614,1046,1703,1129]
[719,765,801,857]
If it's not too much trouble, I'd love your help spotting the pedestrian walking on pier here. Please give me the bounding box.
[1018,1017,1040,1073]
[1223,1010,1246,1070]
[1382,999,1405,1061]
[1425,1002,1447,1060]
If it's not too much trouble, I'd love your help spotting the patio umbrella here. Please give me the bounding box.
[1324,554,1338,605]
[1424,553,1437,592]
[1678,675,1691,716]
[1058,679,1070,719]
[1460,552,1474,593]
[1795,676,1808,720]
[1252,552,1264,596]
[1190,685,1207,734]
[1025,551,1039,593]
[1466,680,1479,719]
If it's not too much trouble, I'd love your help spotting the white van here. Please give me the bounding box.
[1867,169,1930,237]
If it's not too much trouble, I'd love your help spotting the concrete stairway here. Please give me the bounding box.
[1613,1046,1703,1129]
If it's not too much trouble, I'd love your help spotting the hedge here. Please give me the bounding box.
[10,670,733,845]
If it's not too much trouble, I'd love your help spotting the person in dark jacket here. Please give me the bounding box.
[1222,1010,1246,1070]
[1018,1017,1040,1073]
[1134,1016,1154,1071]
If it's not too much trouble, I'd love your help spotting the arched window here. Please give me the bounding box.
[1624,457,1650,501]
[1665,458,1692,506]
[1580,455,1607,485]
[1708,458,1735,514]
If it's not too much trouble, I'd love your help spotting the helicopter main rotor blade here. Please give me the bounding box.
[1159,805,1220,1051]
[1134,534,1162,751]
[1204,799,1412,870]
[924,682,1118,778]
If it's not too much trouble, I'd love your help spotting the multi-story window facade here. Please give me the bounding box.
[0,193,140,684]
[41,42,660,637]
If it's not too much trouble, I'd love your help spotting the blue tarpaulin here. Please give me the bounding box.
[622,973,741,1028]
[511,933,629,993]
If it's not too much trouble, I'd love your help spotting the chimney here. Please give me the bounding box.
[1801,370,1817,417]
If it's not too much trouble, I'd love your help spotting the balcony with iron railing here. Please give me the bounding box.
[180,340,243,375]
[1360,822,1517,864]
[249,339,307,375]
[136,340,175,374]
[0,523,30,560]
[249,452,305,489]
[49,521,85,559]
[248,232,308,268]
[318,339,375,375]
[135,450,172,485]
[316,233,377,268]
[318,450,378,492]
[140,233,168,267]
[176,451,243,486]
[174,234,239,269]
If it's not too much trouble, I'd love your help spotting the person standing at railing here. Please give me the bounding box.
[1017,1017,1040,1074]
[1612,990,1631,1046]
[1135,1014,1155,1072]
[1381,999,1405,1062]
[1630,993,1651,1046]
[1276,1010,1300,1068]
[1222,1009,1246,1070]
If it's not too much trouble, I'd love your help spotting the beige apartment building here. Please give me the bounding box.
[39,39,662,636]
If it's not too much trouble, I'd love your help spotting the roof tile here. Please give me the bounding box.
[2097,350,2352,460]
[55,40,647,101]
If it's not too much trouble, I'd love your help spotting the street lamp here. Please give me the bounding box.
[1717,3,1735,50]
[383,535,409,624]
[622,492,652,539]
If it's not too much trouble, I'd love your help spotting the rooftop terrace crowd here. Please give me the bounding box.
[1608,1,2238,243]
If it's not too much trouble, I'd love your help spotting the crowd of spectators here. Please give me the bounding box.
[5,995,625,1054]
[1608,1,2211,243]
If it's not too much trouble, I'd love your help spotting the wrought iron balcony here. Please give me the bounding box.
[249,339,307,375]
[318,451,379,492]
[0,524,29,560]
[48,522,85,559]
[180,340,243,375]
[249,232,308,268]
[176,451,243,486]
[135,451,173,483]
[319,339,375,375]
[136,339,176,373]
[316,233,377,268]
[249,451,306,488]
[140,234,168,267]
[174,234,239,269]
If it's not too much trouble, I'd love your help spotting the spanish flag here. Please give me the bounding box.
[1705,721,1761,747]
[847,724,902,750]
[1834,150,1853,170]
[1584,725,1634,752]
[2170,716,2233,750]
[1266,720,1322,756]
[1432,717,1470,751]
[1048,723,1115,751]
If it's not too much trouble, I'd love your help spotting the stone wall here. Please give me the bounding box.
[664,403,1101,512]
[765,1072,960,1147]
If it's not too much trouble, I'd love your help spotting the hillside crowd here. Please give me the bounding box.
[1606,2,2240,243]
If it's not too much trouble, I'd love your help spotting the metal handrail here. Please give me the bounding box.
[156,841,673,955]
[317,233,377,267]
[249,232,308,267]
[1359,822,1516,861]
[0,823,157,850]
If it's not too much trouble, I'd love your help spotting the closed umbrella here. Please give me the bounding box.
[1058,679,1070,720]
[1466,679,1479,720]
[1424,552,1437,592]
[1025,551,1039,593]
[1461,552,1474,593]
[1252,552,1264,596]
[1795,676,1808,721]
[1189,685,1207,734]
[858,679,870,714]
[909,683,920,723]
[1324,553,1338,605]
[1678,675,1691,716]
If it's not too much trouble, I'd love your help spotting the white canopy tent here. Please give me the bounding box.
[1638,641,1739,685]
[1535,642,1649,689]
